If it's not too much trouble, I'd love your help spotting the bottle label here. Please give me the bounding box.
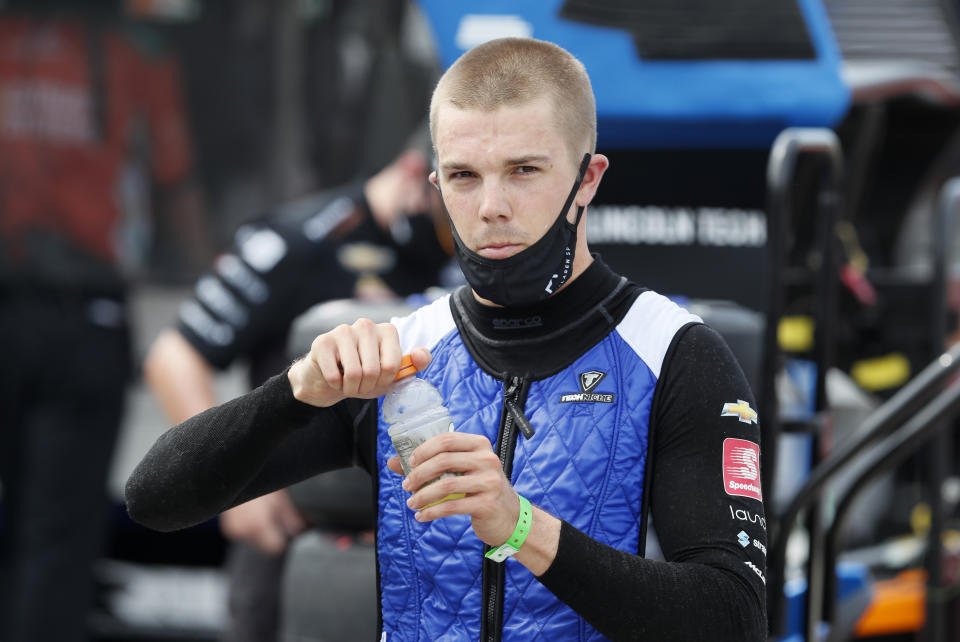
[391,420,465,506]
[392,419,453,475]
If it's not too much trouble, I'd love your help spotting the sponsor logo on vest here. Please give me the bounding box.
[721,399,758,424]
[729,504,766,530]
[738,531,750,547]
[492,316,543,330]
[754,539,767,557]
[560,370,615,403]
[722,438,762,501]
[745,560,766,584]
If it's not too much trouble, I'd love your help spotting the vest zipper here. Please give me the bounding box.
[480,374,530,642]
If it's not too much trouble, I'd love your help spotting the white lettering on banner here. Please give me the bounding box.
[586,205,766,248]
[587,206,696,245]
[697,208,767,247]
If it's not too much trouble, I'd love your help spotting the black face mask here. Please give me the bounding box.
[448,153,592,307]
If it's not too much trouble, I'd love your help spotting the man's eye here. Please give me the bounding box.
[450,171,474,180]
[515,166,538,175]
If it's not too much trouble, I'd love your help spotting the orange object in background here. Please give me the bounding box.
[854,569,926,637]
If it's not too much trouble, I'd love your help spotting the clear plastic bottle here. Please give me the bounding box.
[385,355,463,504]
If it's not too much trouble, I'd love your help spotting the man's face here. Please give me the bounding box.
[430,96,581,260]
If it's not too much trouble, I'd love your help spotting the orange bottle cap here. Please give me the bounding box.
[395,354,418,380]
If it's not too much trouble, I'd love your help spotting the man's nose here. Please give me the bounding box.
[477,179,511,222]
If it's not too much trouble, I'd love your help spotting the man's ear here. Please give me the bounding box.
[576,154,609,207]
[428,170,441,192]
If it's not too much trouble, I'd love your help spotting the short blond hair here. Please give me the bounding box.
[429,38,597,166]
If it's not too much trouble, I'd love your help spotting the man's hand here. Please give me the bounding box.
[364,149,431,230]
[387,432,520,548]
[287,319,430,407]
[219,489,307,556]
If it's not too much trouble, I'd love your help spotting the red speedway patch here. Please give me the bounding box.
[723,438,762,501]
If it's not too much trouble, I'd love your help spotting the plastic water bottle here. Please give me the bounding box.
[385,355,463,504]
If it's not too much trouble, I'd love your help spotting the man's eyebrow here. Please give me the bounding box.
[505,155,551,166]
[439,155,553,173]
[439,161,473,172]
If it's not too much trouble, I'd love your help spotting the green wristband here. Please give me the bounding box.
[485,494,532,563]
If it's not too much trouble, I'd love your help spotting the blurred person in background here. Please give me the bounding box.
[144,143,454,641]
[138,2,444,639]
[0,1,206,640]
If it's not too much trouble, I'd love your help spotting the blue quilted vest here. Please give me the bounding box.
[376,291,699,641]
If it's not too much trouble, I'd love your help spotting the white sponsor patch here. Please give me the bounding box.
[196,276,248,327]
[179,300,234,347]
[216,254,269,304]
[238,227,287,273]
[303,196,354,241]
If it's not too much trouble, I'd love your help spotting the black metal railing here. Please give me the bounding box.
[768,341,960,639]
[765,127,845,635]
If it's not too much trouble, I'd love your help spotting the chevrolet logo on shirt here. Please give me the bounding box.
[721,400,758,424]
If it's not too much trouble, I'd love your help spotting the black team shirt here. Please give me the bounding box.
[127,257,767,641]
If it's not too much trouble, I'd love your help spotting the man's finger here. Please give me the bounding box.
[311,334,343,391]
[353,319,382,395]
[402,450,484,492]
[387,456,404,475]
[375,324,403,390]
[409,346,432,373]
[410,432,492,467]
[333,325,363,396]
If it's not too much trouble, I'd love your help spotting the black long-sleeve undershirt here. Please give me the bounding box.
[126,322,766,641]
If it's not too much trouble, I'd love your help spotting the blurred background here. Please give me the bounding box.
[4,0,960,640]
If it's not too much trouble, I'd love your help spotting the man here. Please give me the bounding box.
[145,146,451,641]
[127,38,767,640]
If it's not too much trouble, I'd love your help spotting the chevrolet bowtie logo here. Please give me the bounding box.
[721,400,758,424]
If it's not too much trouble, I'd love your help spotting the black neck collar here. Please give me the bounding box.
[451,255,639,379]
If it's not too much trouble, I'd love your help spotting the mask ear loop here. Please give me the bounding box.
[567,153,593,228]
